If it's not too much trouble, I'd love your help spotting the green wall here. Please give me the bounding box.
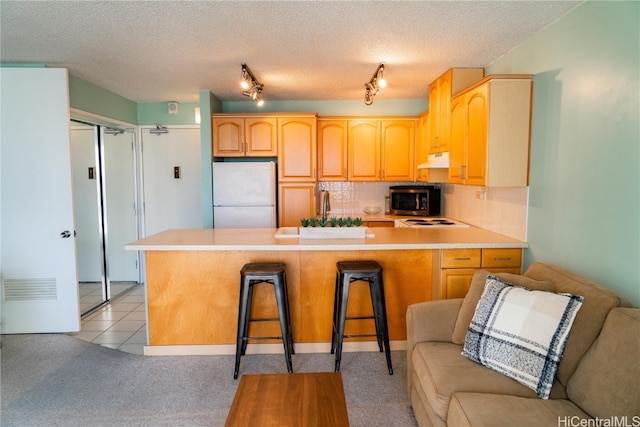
[137,102,200,126]
[488,0,639,305]
[68,75,137,124]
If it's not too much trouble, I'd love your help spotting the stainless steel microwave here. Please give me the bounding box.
[389,185,441,216]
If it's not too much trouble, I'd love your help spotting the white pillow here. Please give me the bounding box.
[462,275,584,399]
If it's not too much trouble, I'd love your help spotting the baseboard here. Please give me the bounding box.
[144,340,406,356]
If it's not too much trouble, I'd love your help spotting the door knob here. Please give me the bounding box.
[60,230,71,238]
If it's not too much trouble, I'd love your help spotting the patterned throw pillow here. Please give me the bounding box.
[462,275,584,399]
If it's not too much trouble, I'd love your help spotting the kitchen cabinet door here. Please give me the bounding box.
[448,96,466,184]
[415,111,430,182]
[317,119,348,181]
[348,120,380,181]
[212,117,244,156]
[278,182,317,227]
[212,116,277,157]
[465,87,489,186]
[382,120,415,181]
[245,117,277,156]
[278,116,317,182]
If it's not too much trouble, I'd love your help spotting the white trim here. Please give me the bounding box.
[144,340,406,356]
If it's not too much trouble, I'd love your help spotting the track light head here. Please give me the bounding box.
[239,63,265,106]
[363,63,386,105]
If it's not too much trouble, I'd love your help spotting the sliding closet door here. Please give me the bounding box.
[70,125,102,284]
[70,122,140,315]
[102,129,139,283]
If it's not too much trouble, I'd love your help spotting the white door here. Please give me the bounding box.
[1,68,80,333]
[141,127,202,236]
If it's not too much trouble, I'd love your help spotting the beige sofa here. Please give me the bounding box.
[406,262,639,427]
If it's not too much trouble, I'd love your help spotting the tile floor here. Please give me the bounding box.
[69,284,147,355]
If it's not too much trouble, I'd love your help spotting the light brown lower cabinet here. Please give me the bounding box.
[434,248,522,299]
[278,182,317,227]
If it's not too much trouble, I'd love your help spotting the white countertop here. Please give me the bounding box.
[125,226,527,252]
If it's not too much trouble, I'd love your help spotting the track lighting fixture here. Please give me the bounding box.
[240,63,265,106]
[364,63,386,105]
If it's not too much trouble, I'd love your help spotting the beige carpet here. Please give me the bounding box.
[1,334,416,426]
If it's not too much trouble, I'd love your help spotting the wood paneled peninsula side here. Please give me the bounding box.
[126,227,526,356]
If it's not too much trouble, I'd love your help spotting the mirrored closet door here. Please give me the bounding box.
[70,120,140,316]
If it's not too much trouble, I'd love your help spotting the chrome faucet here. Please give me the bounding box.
[321,190,331,221]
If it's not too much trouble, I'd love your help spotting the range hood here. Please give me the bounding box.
[417,152,450,169]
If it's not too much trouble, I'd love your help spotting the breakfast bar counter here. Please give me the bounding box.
[126,227,526,355]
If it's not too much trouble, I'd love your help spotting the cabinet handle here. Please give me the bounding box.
[454,257,471,261]
[494,257,512,261]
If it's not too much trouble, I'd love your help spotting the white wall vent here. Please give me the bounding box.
[2,278,58,301]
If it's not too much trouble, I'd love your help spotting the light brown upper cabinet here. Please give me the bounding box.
[278,115,317,182]
[345,119,415,182]
[428,68,484,154]
[415,111,430,182]
[212,116,277,157]
[381,120,415,181]
[449,75,533,187]
[348,120,381,181]
[317,119,348,181]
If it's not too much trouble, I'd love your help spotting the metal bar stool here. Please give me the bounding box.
[234,262,294,379]
[330,260,393,375]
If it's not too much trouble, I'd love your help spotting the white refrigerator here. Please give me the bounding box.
[212,161,277,228]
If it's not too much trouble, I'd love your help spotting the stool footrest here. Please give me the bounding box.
[243,336,284,341]
[342,333,378,339]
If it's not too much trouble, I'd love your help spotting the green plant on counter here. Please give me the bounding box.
[300,216,363,227]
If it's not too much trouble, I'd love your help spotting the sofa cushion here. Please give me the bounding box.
[452,270,555,344]
[448,392,590,427]
[567,308,640,419]
[524,262,634,385]
[462,275,583,399]
[411,342,567,421]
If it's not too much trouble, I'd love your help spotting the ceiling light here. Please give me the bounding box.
[363,63,386,105]
[240,63,265,106]
[376,64,387,88]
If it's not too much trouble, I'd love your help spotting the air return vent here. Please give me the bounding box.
[2,278,58,301]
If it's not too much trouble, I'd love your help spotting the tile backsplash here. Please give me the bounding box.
[442,184,528,240]
[317,181,402,216]
[318,181,528,240]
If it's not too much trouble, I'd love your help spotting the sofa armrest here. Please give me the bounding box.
[406,299,464,401]
[406,299,463,352]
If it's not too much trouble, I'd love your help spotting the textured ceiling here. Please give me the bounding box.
[0,1,581,104]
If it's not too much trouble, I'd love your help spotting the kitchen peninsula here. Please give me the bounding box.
[126,226,526,355]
